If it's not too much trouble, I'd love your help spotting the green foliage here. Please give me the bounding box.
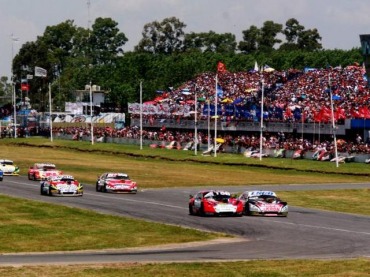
[6,16,363,112]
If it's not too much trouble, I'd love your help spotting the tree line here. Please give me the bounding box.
[0,16,363,113]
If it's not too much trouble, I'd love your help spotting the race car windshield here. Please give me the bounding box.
[212,194,230,202]
[61,178,74,182]
[44,166,56,171]
[259,195,278,201]
[108,175,129,180]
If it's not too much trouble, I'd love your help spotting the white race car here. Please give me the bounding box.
[40,175,83,196]
[0,159,20,176]
[238,190,288,217]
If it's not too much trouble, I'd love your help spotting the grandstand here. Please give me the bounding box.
[129,65,370,143]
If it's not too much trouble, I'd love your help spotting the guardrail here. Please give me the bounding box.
[130,118,347,135]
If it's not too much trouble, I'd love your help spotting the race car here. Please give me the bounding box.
[28,163,63,181]
[0,169,3,181]
[0,159,20,176]
[40,175,83,196]
[189,190,243,216]
[238,190,288,217]
[96,172,138,193]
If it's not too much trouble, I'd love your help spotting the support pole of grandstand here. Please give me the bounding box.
[12,81,17,138]
[89,81,94,145]
[11,34,18,139]
[48,83,53,142]
[207,98,210,149]
[194,87,198,155]
[329,76,339,167]
[214,74,218,157]
[259,78,264,161]
[139,80,143,150]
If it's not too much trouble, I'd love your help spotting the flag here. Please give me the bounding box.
[216,85,224,98]
[21,83,29,91]
[217,61,227,73]
[254,61,259,71]
[35,66,47,77]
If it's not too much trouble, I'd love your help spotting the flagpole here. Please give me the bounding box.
[214,74,218,157]
[259,78,264,161]
[329,76,339,167]
[207,98,210,149]
[89,81,94,145]
[194,86,198,156]
[49,83,53,142]
[11,34,18,139]
[140,80,143,150]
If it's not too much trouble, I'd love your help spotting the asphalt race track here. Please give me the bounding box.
[0,176,369,265]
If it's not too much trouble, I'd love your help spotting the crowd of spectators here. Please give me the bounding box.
[130,64,370,124]
[2,64,370,155]
[51,125,370,155]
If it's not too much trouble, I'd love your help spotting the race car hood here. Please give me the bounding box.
[39,170,61,177]
[106,179,136,185]
[254,201,284,212]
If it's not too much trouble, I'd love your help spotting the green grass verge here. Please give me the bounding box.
[1,138,369,275]
[278,189,370,216]
[0,259,369,276]
[1,138,369,187]
[0,195,226,253]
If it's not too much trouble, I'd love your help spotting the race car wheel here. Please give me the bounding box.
[48,187,52,196]
[28,173,32,180]
[189,204,194,215]
[102,184,107,193]
[40,184,44,195]
[245,203,251,216]
[33,174,37,181]
[95,183,100,192]
[199,203,205,216]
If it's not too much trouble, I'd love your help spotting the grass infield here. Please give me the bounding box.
[0,138,369,276]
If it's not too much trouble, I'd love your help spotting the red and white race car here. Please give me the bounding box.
[40,175,83,196]
[238,190,288,217]
[28,163,62,181]
[96,172,138,193]
[189,190,243,216]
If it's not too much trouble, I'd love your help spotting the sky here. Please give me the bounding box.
[1,0,370,79]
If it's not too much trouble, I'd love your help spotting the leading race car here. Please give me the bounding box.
[189,190,243,216]
[238,190,288,217]
[0,159,20,176]
[28,163,63,181]
[96,172,138,193]
[40,175,83,196]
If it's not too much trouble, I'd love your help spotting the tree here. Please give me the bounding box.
[135,17,186,54]
[88,17,128,65]
[184,31,236,54]
[258,20,283,52]
[279,18,322,51]
[238,25,260,54]
[280,18,305,51]
[297,28,322,51]
[0,76,12,103]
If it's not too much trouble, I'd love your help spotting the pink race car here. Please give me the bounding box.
[238,190,288,217]
[96,172,138,193]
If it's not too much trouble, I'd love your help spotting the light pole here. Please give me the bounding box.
[48,83,53,142]
[194,86,198,156]
[139,80,143,150]
[11,34,19,138]
[89,81,94,145]
[329,76,339,167]
[259,78,264,161]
